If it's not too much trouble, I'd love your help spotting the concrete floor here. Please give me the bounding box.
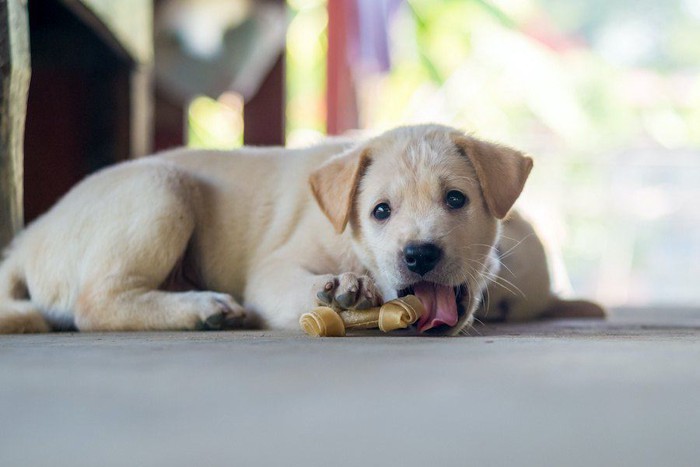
[1,308,699,467]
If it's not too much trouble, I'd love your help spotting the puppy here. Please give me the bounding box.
[474,210,606,323]
[0,124,533,335]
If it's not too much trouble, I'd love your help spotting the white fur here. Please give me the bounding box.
[0,124,562,335]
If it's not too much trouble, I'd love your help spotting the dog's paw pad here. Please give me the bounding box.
[197,293,245,330]
[314,277,338,307]
[336,291,359,309]
[313,273,383,310]
[214,297,245,318]
[316,281,336,305]
[203,312,225,330]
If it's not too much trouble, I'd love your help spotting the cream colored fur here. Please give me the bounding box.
[474,210,605,322]
[0,124,583,335]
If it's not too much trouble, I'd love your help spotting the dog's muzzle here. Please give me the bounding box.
[403,243,443,276]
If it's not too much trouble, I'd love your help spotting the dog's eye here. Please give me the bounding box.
[445,190,468,209]
[372,203,391,221]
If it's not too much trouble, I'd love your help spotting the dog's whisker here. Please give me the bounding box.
[466,243,500,250]
[481,283,491,319]
[433,218,475,240]
[497,233,534,261]
[435,222,470,239]
[461,265,481,291]
[495,259,516,278]
[496,234,522,242]
[472,315,485,327]
[480,269,517,289]
[482,272,526,298]
[468,254,516,279]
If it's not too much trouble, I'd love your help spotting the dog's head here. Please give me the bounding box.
[310,124,533,334]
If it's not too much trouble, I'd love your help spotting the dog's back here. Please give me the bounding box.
[0,141,352,333]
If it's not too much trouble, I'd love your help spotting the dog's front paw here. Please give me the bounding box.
[314,273,383,310]
[196,292,246,330]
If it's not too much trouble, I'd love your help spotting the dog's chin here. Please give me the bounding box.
[396,282,468,335]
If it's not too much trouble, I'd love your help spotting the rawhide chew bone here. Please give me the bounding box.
[299,306,346,337]
[299,295,424,337]
[377,295,423,332]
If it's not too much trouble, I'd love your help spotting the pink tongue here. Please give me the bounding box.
[413,282,459,332]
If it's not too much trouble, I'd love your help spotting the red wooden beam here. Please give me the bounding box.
[243,52,286,146]
[327,0,358,135]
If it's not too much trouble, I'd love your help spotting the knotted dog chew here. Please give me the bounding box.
[299,306,346,337]
[299,295,424,337]
[377,295,423,332]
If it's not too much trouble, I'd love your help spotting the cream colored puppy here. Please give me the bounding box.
[474,210,605,323]
[0,124,533,335]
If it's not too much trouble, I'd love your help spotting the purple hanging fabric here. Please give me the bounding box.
[351,0,403,73]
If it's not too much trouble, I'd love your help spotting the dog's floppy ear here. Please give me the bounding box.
[454,136,533,219]
[309,145,372,234]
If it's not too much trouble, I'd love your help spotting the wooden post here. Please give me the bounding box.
[0,0,30,249]
[130,64,154,157]
[327,0,358,135]
[243,51,285,146]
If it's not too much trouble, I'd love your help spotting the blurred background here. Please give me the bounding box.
[9,0,700,309]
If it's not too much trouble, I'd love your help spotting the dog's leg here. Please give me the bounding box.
[0,254,51,333]
[244,257,380,330]
[72,168,245,332]
[243,264,320,330]
[74,239,246,332]
[76,286,245,331]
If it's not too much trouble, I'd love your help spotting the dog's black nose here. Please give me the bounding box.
[403,243,443,276]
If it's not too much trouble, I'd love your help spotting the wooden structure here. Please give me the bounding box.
[153,0,286,150]
[1,0,288,251]
[23,0,153,223]
[0,0,30,250]
[242,52,285,146]
[327,0,358,135]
